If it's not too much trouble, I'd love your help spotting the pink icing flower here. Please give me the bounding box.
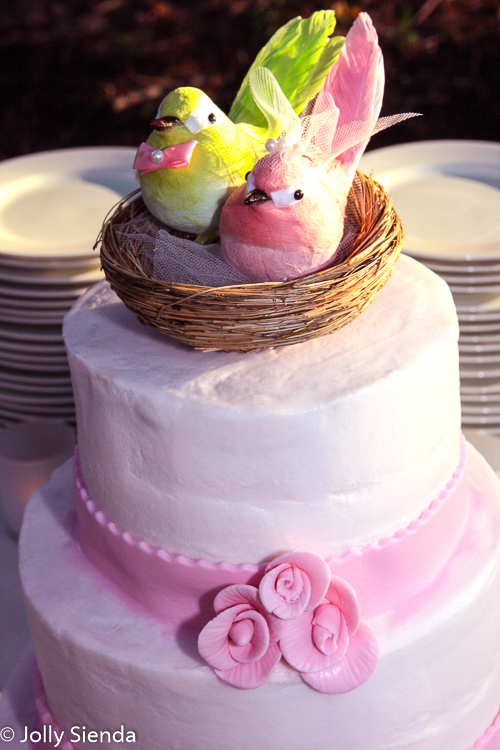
[259,550,331,620]
[279,575,379,693]
[198,584,283,689]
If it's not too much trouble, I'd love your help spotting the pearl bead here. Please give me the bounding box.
[150,149,165,164]
[265,138,278,154]
[292,142,304,154]
[277,138,289,152]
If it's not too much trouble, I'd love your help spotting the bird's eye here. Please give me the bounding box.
[270,185,306,208]
[184,96,223,134]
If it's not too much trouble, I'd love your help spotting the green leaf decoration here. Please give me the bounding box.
[229,11,344,136]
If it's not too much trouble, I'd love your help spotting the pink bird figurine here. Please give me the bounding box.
[220,13,414,282]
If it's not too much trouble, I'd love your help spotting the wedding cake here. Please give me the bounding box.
[5,9,500,749]
[16,252,500,750]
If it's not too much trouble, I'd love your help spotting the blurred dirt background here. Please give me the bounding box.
[0,0,499,162]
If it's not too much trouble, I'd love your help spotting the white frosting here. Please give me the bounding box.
[20,453,500,750]
[63,255,461,563]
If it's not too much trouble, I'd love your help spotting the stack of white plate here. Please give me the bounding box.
[0,147,137,427]
[360,140,500,433]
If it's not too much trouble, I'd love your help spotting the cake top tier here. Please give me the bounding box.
[67,255,453,413]
[64,254,461,563]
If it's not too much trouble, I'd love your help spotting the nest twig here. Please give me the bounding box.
[98,172,403,352]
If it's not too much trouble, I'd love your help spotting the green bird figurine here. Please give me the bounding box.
[133,11,344,243]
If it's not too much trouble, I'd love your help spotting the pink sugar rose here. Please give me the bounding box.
[279,575,379,693]
[198,584,283,689]
[259,550,331,620]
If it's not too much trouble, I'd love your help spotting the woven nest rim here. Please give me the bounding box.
[98,172,404,352]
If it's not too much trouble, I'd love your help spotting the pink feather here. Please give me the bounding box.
[220,12,392,283]
[311,12,384,175]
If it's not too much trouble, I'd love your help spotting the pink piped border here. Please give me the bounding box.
[31,656,500,749]
[334,436,467,562]
[74,437,470,624]
[74,451,261,577]
[474,710,500,749]
[75,438,467,571]
[32,662,74,750]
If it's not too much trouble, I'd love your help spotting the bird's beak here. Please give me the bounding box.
[150,116,183,131]
[244,189,271,205]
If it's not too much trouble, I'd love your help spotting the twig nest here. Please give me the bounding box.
[98,172,403,352]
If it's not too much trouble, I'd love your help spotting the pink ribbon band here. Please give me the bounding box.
[133,140,197,173]
[74,440,468,632]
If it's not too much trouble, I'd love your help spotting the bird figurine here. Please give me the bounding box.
[220,13,416,280]
[133,11,344,243]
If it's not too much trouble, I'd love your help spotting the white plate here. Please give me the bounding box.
[0,337,66,355]
[457,308,500,322]
[458,320,500,334]
[445,272,500,285]
[454,291,500,313]
[0,402,75,420]
[461,362,500,379]
[0,379,73,397]
[0,353,69,372]
[421,253,500,267]
[0,281,88,301]
[462,402,500,421]
[0,387,74,407]
[0,366,72,387]
[425,260,500,274]
[0,147,137,260]
[464,430,500,470]
[0,322,62,343]
[0,352,68,368]
[460,332,500,346]
[462,413,500,427]
[0,263,103,286]
[461,391,500,404]
[0,307,66,324]
[451,283,500,295]
[0,293,74,310]
[0,252,101,271]
[0,308,66,326]
[461,377,500,394]
[458,316,500,329]
[359,140,500,262]
[460,351,500,365]
[460,339,500,354]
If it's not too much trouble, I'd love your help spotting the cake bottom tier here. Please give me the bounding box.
[19,448,500,750]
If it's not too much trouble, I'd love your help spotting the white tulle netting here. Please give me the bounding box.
[115,214,247,286]
[248,66,419,172]
[115,180,363,288]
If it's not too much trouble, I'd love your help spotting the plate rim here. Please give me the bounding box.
[360,139,500,263]
[0,146,137,261]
